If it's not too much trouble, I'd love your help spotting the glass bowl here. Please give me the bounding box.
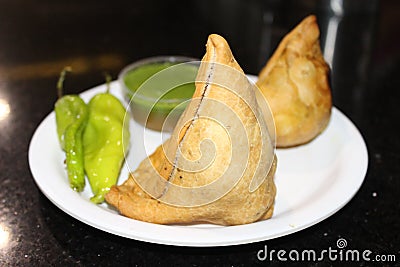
[119,56,199,132]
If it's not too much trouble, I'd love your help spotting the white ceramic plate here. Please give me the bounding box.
[28,77,368,247]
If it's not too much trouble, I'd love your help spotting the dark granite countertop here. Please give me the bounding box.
[0,0,399,266]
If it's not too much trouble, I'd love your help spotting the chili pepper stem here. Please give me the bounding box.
[103,72,112,94]
[57,66,72,99]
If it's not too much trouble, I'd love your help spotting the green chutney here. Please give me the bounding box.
[123,61,198,131]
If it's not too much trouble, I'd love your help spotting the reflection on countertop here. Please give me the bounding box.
[0,0,399,265]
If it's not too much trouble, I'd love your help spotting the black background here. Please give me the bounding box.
[0,0,399,265]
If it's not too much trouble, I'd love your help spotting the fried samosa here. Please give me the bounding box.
[105,34,277,225]
[256,15,332,147]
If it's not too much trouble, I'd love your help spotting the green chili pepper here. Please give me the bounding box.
[54,67,88,192]
[83,74,130,203]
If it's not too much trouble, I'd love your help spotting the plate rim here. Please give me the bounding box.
[28,80,369,247]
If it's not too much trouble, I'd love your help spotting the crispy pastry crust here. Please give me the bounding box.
[257,15,332,147]
[106,34,277,225]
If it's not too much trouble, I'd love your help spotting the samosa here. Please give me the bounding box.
[106,34,277,225]
[257,15,332,147]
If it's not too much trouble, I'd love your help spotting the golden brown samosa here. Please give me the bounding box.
[257,15,332,147]
[106,34,277,225]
